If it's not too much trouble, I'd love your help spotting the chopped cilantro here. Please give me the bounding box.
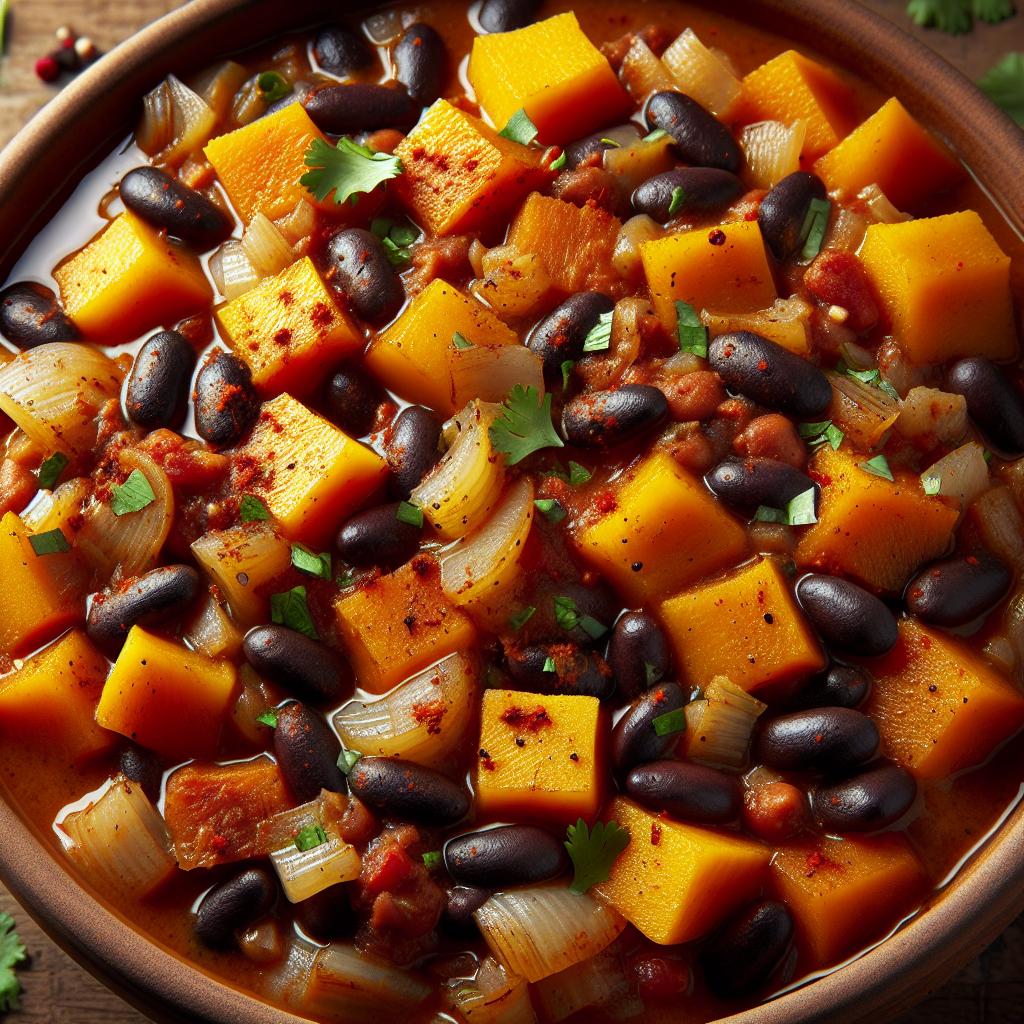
[294,824,328,852]
[256,711,278,728]
[860,454,894,481]
[534,498,566,523]
[979,53,1024,124]
[239,495,270,522]
[553,595,606,639]
[542,656,557,673]
[565,819,630,894]
[907,0,973,33]
[291,544,332,580]
[799,420,845,451]
[453,331,474,349]
[652,707,686,737]
[110,469,156,516]
[667,185,686,216]
[560,359,574,390]
[599,137,621,148]
[489,385,564,465]
[550,151,567,171]
[498,108,538,145]
[798,197,831,262]
[336,573,356,588]
[37,451,68,490]
[396,501,424,528]
[843,365,900,401]
[28,527,70,556]
[569,461,592,487]
[371,216,419,265]
[270,585,318,640]
[643,128,669,143]
[582,310,614,353]
[422,851,442,870]
[754,487,818,527]
[337,749,362,774]
[922,473,942,495]
[301,137,402,207]
[0,912,26,1012]
[257,70,291,103]
[508,605,536,632]
[675,300,708,358]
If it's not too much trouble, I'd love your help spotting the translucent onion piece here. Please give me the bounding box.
[970,485,1024,572]
[703,296,811,356]
[276,199,317,247]
[183,589,243,659]
[451,958,537,1024]
[471,249,552,321]
[21,476,89,534]
[602,135,674,194]
[921,442,989,510]
[257,797,321,852]
[450,346,545,409]
[138,74,216,165]
[828,371,900,451]
[191,60,249,118]
[239,919,285,965]
[362,8,406,44]
[335,652,479,765]
[983,634,1015,674]
[662,29,742,117]
[62,776,175,896]
[827,206,869,253]
[740,120,807,189]
[210,240,260,300]
[837,340,875,371]
[474,886,626,983]
[411,401,506,541]
[0,343,123,459]
[231,665,281,746]
[612,215,664,280]
[271,836,361,903]
[682,675,766,769]
[534,951,630,1022]
[859,183,912,224]
[620,38,674,100]
[576,298,643,392]
[896,387,967,446]
[242,213,295,277]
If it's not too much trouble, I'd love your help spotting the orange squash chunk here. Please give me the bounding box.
[54,212,211,342]
[574,451,748,605]
[396,99,550,236]
[468,12,630,145]
[475,689,602,822]
[659,557,824,693]
[795,445,959,594]
[233,394,387,546]
[335,554,477,694]
[858,211,1016,365]
[596,797,770,945]
[868,620,1024,779]
[772,835,926,966]
[217,257,361,397]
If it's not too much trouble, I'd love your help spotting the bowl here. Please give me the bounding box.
[0,1,1022,1022]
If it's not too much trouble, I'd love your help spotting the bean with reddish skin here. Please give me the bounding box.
[443,824,568,887]
[195,867,278,949]
[273,703,346,803]
[742,781,808,842]
[386,405,442,499]
[705,457,817,514]
[758,171,828,261]
[394,24,447,106]
[733,413,807,469]
[644,91,741,173]
[336,502,422,570]
[906,552,1012,628]
[756,707,880,773]
[527,292,615,376]
[702,901,794,997]
[303,83,420,135]
[796,574,898,657]
[562,384,668,448]
[243,625,352,705]
[0,282,77,349]
[792,663,872,710]
[478,0,540,32]
[126,330,194,430]
[625,759,741,824]
[194,351,260,446]
[348,756,470,825]
[632,167,744,221]
[444,885,491,931]
[945,358,1024,456]
[611,682,687,771]
[504,644,615,700]
[811,762,917,833]
[324,363,385,437]
[312,26,373,76]
[120,167,232,249]
[118,745,163,803]
[325,228,405,325]
[804,251,879,332]
[607,611,672,700]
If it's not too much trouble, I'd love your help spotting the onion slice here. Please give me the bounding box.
[450,346,545,410]
[740,120,807,189]
[920,441,990,510]
[242,213,295,277]
[271,836,361,904]
[210,240,260,300]
[450,958,537,1024]
[682,676,766,769]
[661,29,742,116]
[138,74,216,165]
[534,950,632,1022]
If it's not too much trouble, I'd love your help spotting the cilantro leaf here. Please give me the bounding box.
[294,824,328,851]
[337,749,362,774]
[675,300,708,357]
[301,137,402,206]
[508,605,536,631]
[798,197,831,262]
[270,585,318,640]
[569,461,591,486]
[29,528,70,556]
[668,185,686,216]
[396,501,424,528]
[643,128,669,143]
[553,595,606,638]
[256,710,278,728]
[799,420,845,451]
[37,451,68,490]
[489,385,564,465]
[974,0,1015,22]
[422,850,442,870]
[371,216,419,265]
[565,819,630,894]
[291,544,332,580]
[240,495,270,522]
[582,310,614,353]
[110,469,156,516]
[907,0,973,33]
[257,71,291,103]
[860,454,894,481]
[453,332,474,350]
[0,911,27,1012]
[550,151,567,171]
[542,656,557,672]
[979,53,1024,124]
[560,359,574,390]
[498,108,538,145]
[534,498,566,523]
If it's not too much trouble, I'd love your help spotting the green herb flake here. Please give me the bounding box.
[578,614,608,640]
[644,661,661,686]
[453,331,474,350]
[270,585,319,640]
[560,359,574,390]
[754,505,788,525]
[569,461,592,487]
[599,137,622,148]
[422,851,443,870]
[257,70,291,103]
[553,595,579,631]
[256,711,278,728]
[799,420,845,452]
[239,495,270,522]
[979,52,1024,124]
[787,487,818,526]
[922,473,942,496]
[294,824,329,852]
[675,299,708,358]
[389,223,418,247]
[381,235,412,267]
[652,707,686,738]
[844,365,899,401]
[534,498,567,523]
[542,656,557,673]
[0,911,26,1012]
[28,528,69,557]
[906,0,973,33]
[565,819,630,894]
[798,197,832,262]
[396,501,424,528]
[582,310,614,353]
[975,0,1015,22]
[301,137,403,207]
[643,128,669,143]
[509,605,536,632]
[489,385,564,465]
[110,469,156,516]
[550,151,568,171]
[337,749,362,775]
[37,452,69,490]
[498,108,538,146]
[336,573,356,588]
[667,185,686,216]
[860,454,894,482]
[291,544,332,580]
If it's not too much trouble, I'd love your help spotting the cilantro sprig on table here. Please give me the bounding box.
[980,53,1024,125]
[301,138,402,206]
[489,385,564,465]
[906,0,1015,34]
[565,819,630,894]
[0,911,27,1012]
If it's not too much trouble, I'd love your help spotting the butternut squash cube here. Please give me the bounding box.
[573,450,748,605]
[0,631,113,766]
[396,99,550,237]
[739,50,856,159]
[468,12,630,145]
[233,394,387,546]
[771,835,926,965]
[335,554,477,694]
[659,557,824,693]
[366,278,518,413]
[641,220,777,331]
[859,212,1016,364]
[54,212,211,342]
[96,626,238,758]
[868,620,1024,779]
[595,797,770,945]
[795,445,959,593]
[813,98,963,211]
[476,688,602,822]
[217,257,361,397]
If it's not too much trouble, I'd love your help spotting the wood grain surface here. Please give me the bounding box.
[0,1,1022,1021]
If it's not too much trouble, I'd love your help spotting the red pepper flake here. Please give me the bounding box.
[279,290,295,306]
[595,490,617,515]
[708,229,727,246]
[500,705,552,732]
[273,328,292,347]
[310,301,333,331]
[411,699,446,735]
[210,834,229,854]
[650,822,662,846]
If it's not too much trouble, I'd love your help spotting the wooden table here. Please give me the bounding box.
[0,0,1021,1021]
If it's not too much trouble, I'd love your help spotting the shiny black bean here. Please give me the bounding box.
[563,126,639,169]
[611,683,687,772]
[702,901,794,997]
[386,405,443,498]
[478,0,541,32]
[348,756,470,825]
[758,171,828,261]
[444,885,491,931]
[193,351,260,447]
[87,565,200,654]
[505,644,616,700]
[632,168,744,221]
[336,502,422,570]
[905,552,1012,628]
[792,663,872,710]
[625,760,741,824]
[644,91,742,173]
[0,282,77,349]
[125,330,194,430]
[606,611,672,700]
[312,26,374,76]
[303,83,420,136]
[273,703,346,803]
[796,574,898,657]
[812,762,917,833]
[118,745,163,803]
[120,167,232,250]
[756,708,879,773]
[708,331,832,419]
[394,24,447,106]
[325,228,405,325]
[243,625,352,705]
[195,867,278,949]
[444,824,568,888]
[562,384,668,448]
[527,292,615,376]
[324,363,385,437]
[295,883,353,943]
[945,358,1024,457]
[705,457,817,515]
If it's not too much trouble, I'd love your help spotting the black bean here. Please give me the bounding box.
[562,384,668,448]
[295,884,353,942]
[336,502,422,570]
[195,867,278,949]
[303,83,420,136]
[563,126,639,169]
[906,552,1012,628]
[705,458,817,515]
[125,330,194,430]
[611,683,687,772]
[273,703,347,804]
[756,708,879,773]
[758,171,828,261]
[811,762,917,833]
[702,901,794,997]
[527,292,615,376]
[708,331,832,419]
[394,24,447,106]
[478,0,541,32]
[444,824,568,888]
[312,26,374,76]
[945,358,1024,457]
[348,756,470,825]
[444,885,491,931]
[118,745,163,803]
[644,91,742,173]
[120,167,232,250]
[632,168,744,222]
[606,611,672,700]
[193,351,260,447]
[796,574,898,657]
[386,405,443,498]
[792,663,872,710]
[87,565,200,654]
[325,228,405,325]
[625,760,741,825]
[0,282,77,349]
[243,625,352,705]
[505,644,616,700]
[324,363,385,437]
